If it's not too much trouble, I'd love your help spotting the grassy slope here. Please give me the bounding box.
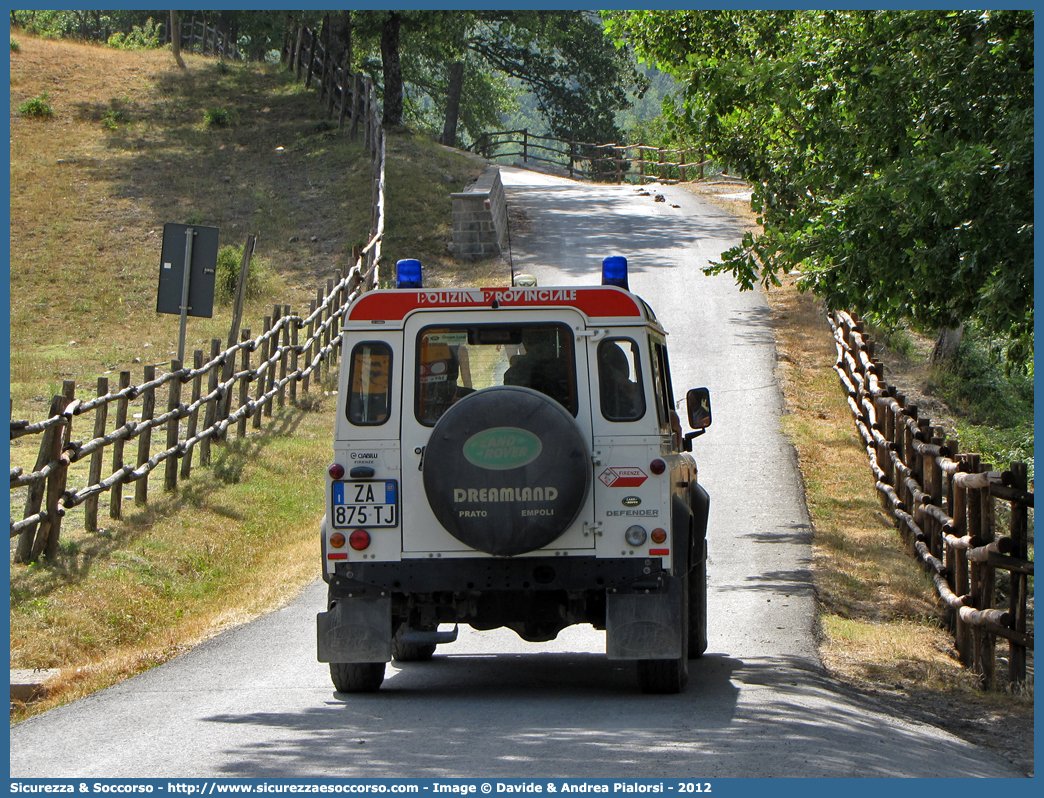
[8,35,484,720]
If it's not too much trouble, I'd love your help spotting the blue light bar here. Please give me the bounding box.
[602,256,629,290]
[395,259,423,289]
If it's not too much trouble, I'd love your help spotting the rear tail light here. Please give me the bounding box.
[650,528,667,544]
[650,459,666,475]
[329,532,346,548]
[328,463,345,480]
[349,529,371,551]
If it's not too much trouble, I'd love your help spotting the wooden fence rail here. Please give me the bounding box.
[178,18,241,60]
[10,260,375,563]
[829,310,1033,689]
[156,18,243,60]
[471,128,712,185]
[10,62,388,566]
[284,25,375,140]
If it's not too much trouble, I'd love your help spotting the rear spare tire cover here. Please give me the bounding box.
[423,386,591,556]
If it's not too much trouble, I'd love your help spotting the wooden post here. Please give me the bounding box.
[84,376,109,532]
[135,365,157,506]
[338,53,351,129]
[305,26,319,89]
[200,339,221,466]
[349,72,361,140]
[322,280,334,384]
[255,317,271,428]
[523,128,528,163]
[238,329,252,439]
[319,14,331,107]
[699,147,705,180]
[181,350,204,479]
[294,27,304,80]
[302,300,317,394]
[569,141,576,180]
[978,461,996,689]
[266,305,281,417]
[164,360,183,491]
[36,384,74,562]
[952,469,972,666]
[278,304,291,408]
[1008,462,1028,685]
[290,315,300,405]
[110,370,131,520]
[14,393,70,563]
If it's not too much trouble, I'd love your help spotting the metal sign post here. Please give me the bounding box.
[157,223,220,361]
[177,227,195,363]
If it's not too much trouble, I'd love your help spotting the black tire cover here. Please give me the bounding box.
[423,386,591,556]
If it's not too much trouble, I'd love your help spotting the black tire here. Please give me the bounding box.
[689,538,708,659]
[422,386,592,556]
[637,573,690,694]
[329,662,385,693]
[391,622,436,663]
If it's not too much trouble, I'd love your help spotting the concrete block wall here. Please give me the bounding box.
[451,165,508,260]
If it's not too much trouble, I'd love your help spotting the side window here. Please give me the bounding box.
[648,339,671,432]
[346,342,392,426]
[598,338,645,421]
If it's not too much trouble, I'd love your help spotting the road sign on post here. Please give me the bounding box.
[157,223,220,362]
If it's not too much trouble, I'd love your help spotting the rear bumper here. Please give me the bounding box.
[325,555,665,595]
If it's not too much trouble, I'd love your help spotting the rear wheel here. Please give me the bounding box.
[636,573,690,694]
[392,621,437,662]
[329,662,385,693]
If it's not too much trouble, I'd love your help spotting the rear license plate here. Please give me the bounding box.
[331,480,398,528]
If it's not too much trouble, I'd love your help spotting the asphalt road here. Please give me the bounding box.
[8,168,1023,779]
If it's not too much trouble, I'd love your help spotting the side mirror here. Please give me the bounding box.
[686,387,712,429]
[682,388,712,451]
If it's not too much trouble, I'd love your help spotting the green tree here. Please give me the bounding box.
[609,10,1033,365]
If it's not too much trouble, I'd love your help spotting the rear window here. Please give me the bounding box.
[416,323,577,425]
[346,342,392,426]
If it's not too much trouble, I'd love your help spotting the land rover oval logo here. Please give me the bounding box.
[462,427,543,470]
[622,496,642,507]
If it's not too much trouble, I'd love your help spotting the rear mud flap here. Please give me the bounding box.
[605,578,684,660]
[316,595,392,663]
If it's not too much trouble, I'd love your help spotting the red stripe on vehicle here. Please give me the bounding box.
[348,287,645,322]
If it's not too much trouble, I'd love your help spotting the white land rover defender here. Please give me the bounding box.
[317,257,712,693]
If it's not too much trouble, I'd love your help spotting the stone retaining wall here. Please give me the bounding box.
[451,165,507,260]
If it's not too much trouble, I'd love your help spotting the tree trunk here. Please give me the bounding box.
[380,12,403,127]
[931,324,964,364]
[170,10,185,69]
[442,61,465,147]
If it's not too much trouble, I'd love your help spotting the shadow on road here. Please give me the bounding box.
[199,653,1008,778]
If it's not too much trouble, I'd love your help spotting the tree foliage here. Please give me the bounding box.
[608,10,1033,365]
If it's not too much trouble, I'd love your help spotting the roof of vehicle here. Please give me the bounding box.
[345,285,662,330]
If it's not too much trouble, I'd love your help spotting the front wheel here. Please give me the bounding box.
[330,662,385,693]
[636,573,690,694]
